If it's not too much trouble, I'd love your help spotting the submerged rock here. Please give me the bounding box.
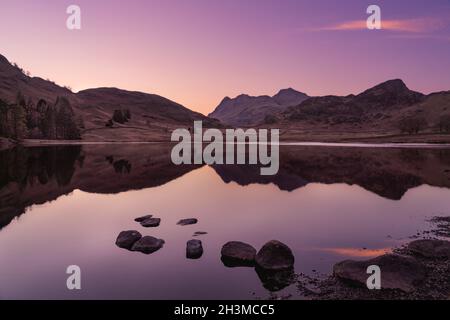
[333,254,426,293]
[115,230,142,250]
[186,239,203,259]
[131,236,165,254]
[255,240,295,271]
[408,239,450,259]
[134,215,153,222]
[221,241,256,267]
[177,218,198,226]
[140,217,161,228]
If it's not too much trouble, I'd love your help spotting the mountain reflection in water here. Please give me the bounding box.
[1,144,450,231]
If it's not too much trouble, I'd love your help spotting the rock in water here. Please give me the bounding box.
[186,239,203,259]
[255,267,295,292]
[134,215,153,222]
[333,254,426,293]
[115,230,142,250]
[408,239,450,259]
[131,236,165,254]
[221,241,257,267]
[193,231,208,236]
[255,240,295,271]
[140,218,161,228]
[177,218,198,226]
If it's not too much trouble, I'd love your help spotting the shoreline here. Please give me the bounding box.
[11,139,450,149]
[292,216,450,300]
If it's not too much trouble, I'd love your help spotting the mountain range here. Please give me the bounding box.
[1,53,450,143]
[276,79,450,142]
[209,88,309,126]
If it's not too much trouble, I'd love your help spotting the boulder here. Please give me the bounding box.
[115,230,142,250]
[186,239,203,259]
[177,218,198,226]
[408,239,450,259]
[333,254,426,293]
[131,236,165,254]
[221,241,257,267]
[255,240,295,271]
[134,215,153,222]
[140,217,161,228]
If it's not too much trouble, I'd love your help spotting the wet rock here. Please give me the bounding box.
[131,236,165,254]
[134,215,153,222]
[221,241,256,267]
[186,239,203,259]
[140,217,161,228]
[177,218,198,226]
[333,254,426,293]
[255,240,295,271]
[115,230,142,250]
[408,239,450,259]
[256,267,295,292]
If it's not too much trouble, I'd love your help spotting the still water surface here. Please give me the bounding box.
[0,144,449,299]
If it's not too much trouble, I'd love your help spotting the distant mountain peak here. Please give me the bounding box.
[275,87,299,95]
[373,79,408,91]
[359,79,414,97]
[209,88,309,126]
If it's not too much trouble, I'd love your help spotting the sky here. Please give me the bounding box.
[1,0,450,115]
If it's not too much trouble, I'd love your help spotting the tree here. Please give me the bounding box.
[112,109,126,124]
[55,97,81,140]
[124,109,131,120]
[438,115,450,133]
[12,92,28,139]
[42,104,57,139]
[25,97,39,132]
[0,98,10,137]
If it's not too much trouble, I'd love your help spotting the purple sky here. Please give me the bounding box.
[1,0,449,114]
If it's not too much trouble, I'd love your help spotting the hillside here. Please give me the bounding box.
[0,54,219,143]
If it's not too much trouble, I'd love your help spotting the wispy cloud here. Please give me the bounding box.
[315,17,445,33]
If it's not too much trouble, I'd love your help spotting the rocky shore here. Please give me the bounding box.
[295,217,450,300]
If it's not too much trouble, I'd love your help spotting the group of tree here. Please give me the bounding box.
[397,115,450,135]
[438,115,450,133]
[106,108,131,127]
[398,116,427,135]
[0,92,81,140]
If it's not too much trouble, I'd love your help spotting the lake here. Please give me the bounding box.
[0,144,450,299]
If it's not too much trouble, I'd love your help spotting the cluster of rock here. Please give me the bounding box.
[116,215,203,257]
[135,215,161,228]
[221,240,296,291]
[115,230,165,254]
[332,239,450,293]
